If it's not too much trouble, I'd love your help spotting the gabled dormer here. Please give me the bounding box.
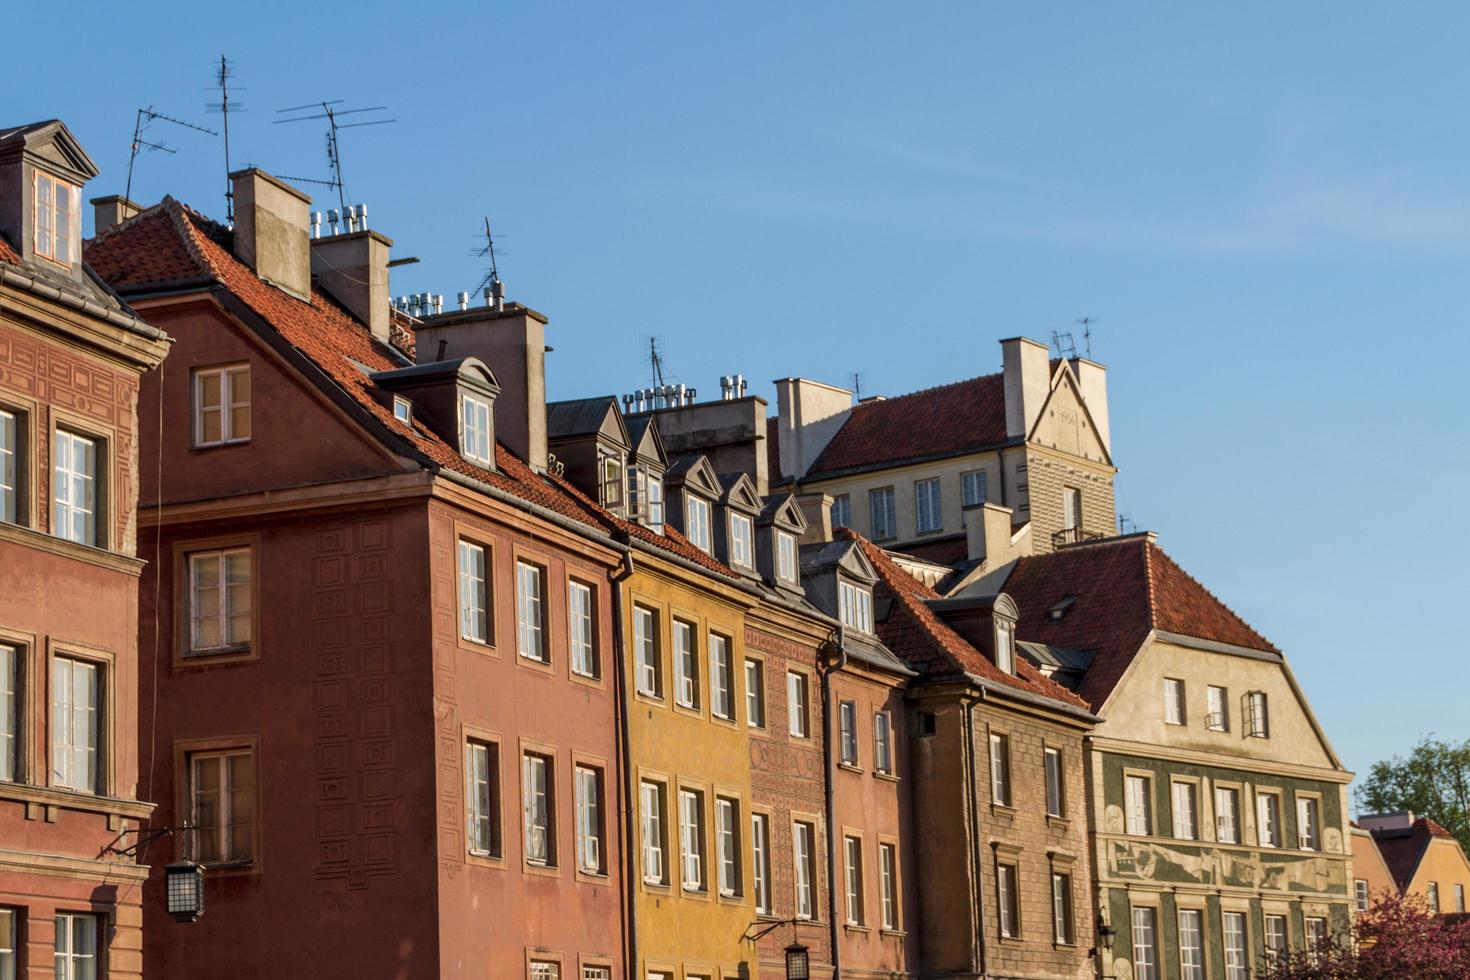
[758,493,808,592]
[625,416,668,532]
[370,357,500,471]
[714,472,762,575]
[924,592,1021,675]
[664,453,722,553]
[0,120,98,283]
[547,396,632,516]
[801,537,879,635]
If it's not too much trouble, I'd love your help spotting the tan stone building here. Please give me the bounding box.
[1357,812,1470,916]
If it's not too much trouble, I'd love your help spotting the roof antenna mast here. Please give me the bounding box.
[468,217,506,302]
[274,100,395,213]
[645,336,667,389]
[205,56,245,225]
[850,372,864,401]
[124,106,217,205]
[1074,316,1099,359]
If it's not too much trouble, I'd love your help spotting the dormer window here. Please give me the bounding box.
[777,531,797,584]
[628,465,665,532]
[600,453,623,511]
[729,513,753,568]
[686,495,712,552]
[460,393,492,465]
[838,581,873,634]
[393,396,412,425]
[34,172,77,266]
[995,618,1016,674]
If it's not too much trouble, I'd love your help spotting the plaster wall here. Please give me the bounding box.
[1407,838,1470,913]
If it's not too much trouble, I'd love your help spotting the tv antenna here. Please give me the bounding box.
[469,217,506,299]
[850,372,865,401]
[124,106,217,205]
[1050,329,1077,360]
[204,56,246,224]
[644,336,668,389]
[274,100,395,212]
[1074,316,1099,359]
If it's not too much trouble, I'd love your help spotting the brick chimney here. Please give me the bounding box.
[230,168,312,301]
[1001,336,1051,441]
[90,194,140,233]
[311,229,392,344]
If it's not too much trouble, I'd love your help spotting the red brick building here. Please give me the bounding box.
[0,120,170,979]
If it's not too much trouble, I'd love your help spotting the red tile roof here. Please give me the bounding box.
[999,534,1277,711]
[0,235,20,265]
[891,535,969,566]
[840,527,1090,711]
[1372,818,1463,892]
[804,372,1009,478]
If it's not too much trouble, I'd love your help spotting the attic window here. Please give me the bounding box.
[1048,596,1077,624]
[393,396,412,425]
[995,619,1016,674]
[777,531,798,584]
[628,465,665,532]
[34,172,77,266]
[686,495,712,552]
[729,513,753,568]
[838,581,873,634]
[600,453,623,511]
[460,393,492,465]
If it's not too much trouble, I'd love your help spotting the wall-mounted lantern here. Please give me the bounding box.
[783,942,810,980]
[165,860,205,923]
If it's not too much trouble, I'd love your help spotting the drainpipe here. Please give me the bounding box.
[612,551,638,978]
[961,688,988,977]
[820,627,848,977]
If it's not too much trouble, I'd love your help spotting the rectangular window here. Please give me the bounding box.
[1456,883,1466,913]
[458,540,489,644]
[685,496,712,552]
[1354,878,1369,912]
[709,634,733,720]
[34,173,76,266]
[1125,774,1152,835]
[1264,913,1288,963]
[915,477,942,533]
[831,494,851,529]
[1427,881,1440,912]
[189,748,255,865]
[1215,786,1240,844]
[838,581,874,633]
[839,701,858,765]
[716,796,740,896]
[52,429,97,547]
[874,711,894,775]
[752,812,772,913]
[0,908,14,980]
[1171,781,1199,840]
[1305,917,1328,962]
[640,780,666,884]
[1178,909,1204,980]
[1297,796,1321,850]
[1132,907,1158,980]
[869,487,896,540]
[744,658,765,727]
[0,645,15,784]
[634,607,661,698]
[194,365,251,447]
[516,560,547,663]
[0,408,16,525]
[393,396,412,424]
[990,733,1011,807]
[730,512,754,568]
[575,765,604,874]
[465,740,501,858]
[777,531,798,583]
[50,656,99,793]
[1163,678,1186,725]
[994,619,1015,674]
[673,620,700,709]
[1053,872,1074,944]
[793,820,816,919]
[599,453,623,511]
[962,469,988,508]
[997,862,1020,938]
[879,842,898,930]
[679,788,705,891]
[646,474,665,531]
[1063,486,1082,530]
[188,547,252,654]
[787,671,809,738]
[844,836,865,925]
[1257,791,1282,848]
[1207,685,1229,731]
[1044,747,1064,817]
[1246,691,1270,738]
[529,962,559,980]
[568,580,597,678]
[522,752,554,866]
[1223,911,1248,980]
[54,912,95,980]
[460,393,492,464]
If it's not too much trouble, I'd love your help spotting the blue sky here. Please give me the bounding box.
[12,2,1467,784]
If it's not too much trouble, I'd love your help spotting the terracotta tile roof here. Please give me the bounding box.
[839,527,1090,711]
[0,234,20,265]
[891,535,969,566]
[999,534,1277,711]
[804,373,1009,479]
[1370,818,1461,892]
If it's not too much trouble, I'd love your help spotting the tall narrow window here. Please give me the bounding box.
[990,733,1012,806]
[1223,911,1248,980]
[54,913,95,980]
[1063,486,1082,531]
[787,671,809,738]
[0,409,19,525]
[1427,881,1440,912]
[1305,917,1328,963]
[1215,786,1240,844]
[793,821,816,919]
[1053,872,1074,944]
[709,634,734,720]
[645,476,665,532]
[640,780,666,884]
[839,701,858,765]
[1207,685,1229,731]
[34,173,76,266]
[997,862,1020,938]
[1456,883,1466,913]
[873,711,893,775]
[685,496,712,552]
[0,645,15,782]
[715,796,740,896]
[1171,782,1199,840]
[839,581,874,633]
[1125,774,1152,835]
[994,619,1015,673]
[460,393,492,465]
[516,561,546,663]
[1132,907,1158,980]
[1264,914,1288,964]
[1163,678,1186,725]
[465,740,501,858]
[673,620,700,709]
[1245,691,1270,738]
[844,836,865,925]
[0,908,15,980]
[458,541,489,644]
[879,842,898,930]
[1044,747,1064,817]
[634,607,661,698]
[52,429,97,547]
[751,812,772,913]
[1178,909,1204,980]
[194,365,251,447]
[189,748,255,864]
[575,765,603,874]
[599,453,623,511]
[831,494,851,529]
[744,658,765,727]
[678,788,705,891]
[915,477,942,533]
[869,487,896,540]
[729,512,754,568]
[1354,879,1370,912]
[522,753,554,866]
[1297,796,1321,850]
[568,580,597,678]
[627,465,645,520]
[962,469,988,509]
[51,657,99,794]
[188,547,252,654]
[777,531,798,583]
[1257,791,1282,847]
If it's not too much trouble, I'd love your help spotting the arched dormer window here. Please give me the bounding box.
[995,618,1015,674]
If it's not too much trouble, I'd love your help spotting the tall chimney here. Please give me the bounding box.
[230,168,312,301]
[773,377,853,481]
[1069,357,1111,455]
[1001,336,1051,441]
[90,194,141,233]
[414,304,549,472]
[311,228,393,343]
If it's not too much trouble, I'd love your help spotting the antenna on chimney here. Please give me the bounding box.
[645,336,668,390]
[1074,316,1099,359]
[1050,330,1077,361]
[124,106,217,206]
[205,55,246,225]
[1118,512,1136,535]
[469,217,507,307]
[850,372,864,402]
[273,100,395,213]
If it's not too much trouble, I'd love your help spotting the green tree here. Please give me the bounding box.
[1356,735,1470,852]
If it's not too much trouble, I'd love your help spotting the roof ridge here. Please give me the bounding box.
[1145,540,1277,653]
[1142,536,1159,634]
[84,199,169,248]
[848,370,1002,412]
[162,197,222,282]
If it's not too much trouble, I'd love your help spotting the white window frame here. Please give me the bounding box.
[645,474,665,532]
[1053,871,1074,944]
[53,912,95,980]
[0,408,17,526]
[568,580,597,678]
[869,487,896,540]
[1264,912,1288,963]
[1063,486,1082,531]
[188,547,252,654]
[744,658,764,727]
[189,747,255,865]
[839,701,858,766]
[831,493,851,529]
[599,452,623,511]
[0,908,15,980]
[1125,774,1152,836]
[874,711,893,775]
[673,620,700,710]
[392,395,412,424]
[1163,678,1186,725]
[575,765,602,874]
[523,753,553,866]
[0,645,16,783]
[962,469,988,509]
[716,796,740,897]
[460,392,493,465]
[1207,685,1229,731]
[52,428,97,547]
[787,671,809,738]
[1171,781,1199,840]
[1245,690,1270,738]
[1305,916,1328,963]
[634,607,660,698]
[839,580,874,633]
[777,531,798,583]
[1428,880,1440,912]
[990,732,1011,807]
[1297,795,1321,850]
[1456,882,1466,913]
[752,812,772,914]
[1354,878,1369,912]
[793,820,815,919]
[1215,786,1240,844]
[879,842,898,930]
[50,656,100,794]
[515,560,547,663]
[914,477,942,533]
[33,172,77,266]
[1257,790,1282,848]
[529,961,560,980]
[640,780,665,884]
[997,862,1020,938]
[729,512,753,568]
[465,740,499,858]
[995,619,1015,674]
[1178,909,1204,980]
[1044,746,1064,817]
[709,634,733,720]
[844,835,865,925]
[1223,910,1249,980]
[193,364,251,447]
[458,540,489,644]
[679,788,705,892]
[1132,906,1158,980]
[685,495,712,552]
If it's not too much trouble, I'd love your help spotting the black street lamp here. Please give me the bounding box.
[1097,918,1117,952]
[784,942,810,980]
[165,860,205,923]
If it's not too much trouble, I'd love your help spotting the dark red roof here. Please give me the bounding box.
[840,528,1089,711]
[0,235,19,265]
[1373,818,1464,892]
[805,373,1009,478]
[1000,534,1277,711]
[891,535,969,566]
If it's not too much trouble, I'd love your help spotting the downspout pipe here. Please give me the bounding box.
[820,627,849,977]
[612,551,638,979]
[962,687,988,977]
